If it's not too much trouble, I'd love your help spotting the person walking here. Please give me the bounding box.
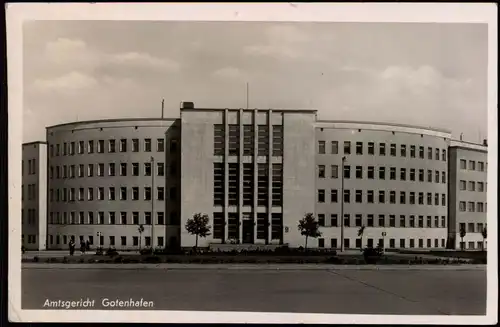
[69,237,75,256]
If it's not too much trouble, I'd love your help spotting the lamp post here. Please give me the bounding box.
[151,156,155,249]
[340,156,346,252]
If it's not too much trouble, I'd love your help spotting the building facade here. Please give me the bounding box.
[447,140,488,250]
[21,103,489,250]
[22,142,48,250]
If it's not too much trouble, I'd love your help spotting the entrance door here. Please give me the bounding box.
[242,220,254,244]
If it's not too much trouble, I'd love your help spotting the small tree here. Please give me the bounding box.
[137,224,145,251]
[481,225,487,251]
[297,213,322,251]
[459,226,466,250]
[185,213,211,249]
[358,225,366,250]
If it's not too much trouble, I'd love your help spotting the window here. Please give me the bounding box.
[426,216,432,228]
[379,143,386,156]
[331,141,338,154]
[434,216,439,228]
[468,223,475,233]
[379,167,385,180]
[427,192,432,205]
[355,214,362,227]
[97,187,104,200]
[120,187,127,200]
[355,190,362,203]
[97,163,104,177]
[157,139,165,152]
[400,191,406,204]
[367,166,374,179]
[419,146,424,159]
[400,168,406,181]
[419,169,424,182]
[144,187,152,201]
[410,145,416,158]
[418,192,424,205]
[418,216,424,228]
[120,139,127,152]
[367,190,374,203]
[468,181,475,191]
[367,215,374,227]
[343,190,350,203]
[442,149,446,161]
[409,215,415,227]
[478,182,484,192]
[145,162,152,176]
[157,187,164,201]
[318,141,325,154]
[108,163,115,176]
[468,201,475,212]
[144,139,152,152]
[214,125,225,155]
[434,171,439,183]
[399,215,406,227]
[427,169,432,182]
[132,139,139,152]
[441,216,446,228]
[331,165,338,179]
[400,144,407,157]
[318,189,325,203]
[87,188,94,201]
[427,147,433,160]
[355,166,363,179]
[459,159,467,169]
[378,215,385,227]
[108,140,116,153]
[133,212,139,224]
[389,191,396,204]
[356,238,362,248]
[331,238,338,248]
[409,169,415,181]
[121,212,127,224]
[343,141,351,154]
[478,161,485,171]
[434,193,439,206]
[318,214,325,226]
[441,194,446,206]
[98,140,104,153]
[145,212,152,225]
[459,201,466,211]
[435,148,440,160]
[318,165,325,178]
[477,202,484,212]
[441,172,446,184]
[343,214,350,227]
[378,191,385,203]
[343,165,351,179]
[109,187,116,201]
[356,142,363,155]
[330,214,338,227]
[469,160,476,170]
[368,142,375,155]
[120,163,127,176]
[330,189,338,203]
[389,167,396,180]
[132,187,139,201]
[132,163,139,176]
[390,144,396,156]
[121,236,126,246]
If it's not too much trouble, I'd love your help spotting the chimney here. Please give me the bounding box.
[182,102,194,109]
[459,133,463,141]
[483,139,488,146]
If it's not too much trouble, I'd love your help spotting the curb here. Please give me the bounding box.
[21,263,487,271]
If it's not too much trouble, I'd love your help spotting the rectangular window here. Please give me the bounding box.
[331,165,338,179]
[144,187,152,201]
[343,165,351,179]
[132,212,139,224]
[131,139,139,152]
[389,215,396,227]
[477,202,484,212]
[120,163,127,176]
[367,166,374,179]
[378,191,385,203]
[343,214,350,227]
[97,163,104,177]
[390,143,396,156]
[367,190,374,203]
[368,142,375,155]
[330,189,338,203]
[355,190,362,203]
[144,162,152,176]
[459,201,466,211]
[419,146,424,159]
[379,143,386,156]
[410,145,416,158]
[109,187,116,201]
[132,163,139,176]
[331,141,338,154]
[441,172,446,184]
[272,125,283,157]
[355,214,362,227]
[121,212,127,225]
[427,192,432,205]
[120,187,127,200]
[214,124,225,156]
[460,159,467,169]
[468,181,476,191]
[271,164,283,207]
[97,140,104,153]
[228,125,240,156]
[427,170,432,182]
[409,215,415,227]
[344,141,351,154]
[400,144,406,157]
[317,189,325,203]
[318,214,325,227]
[355,166,363,179]
[478,182,484,192]
[343,190,350,203]
[441,194,446,206]
[441,216,446,228]
[367,214,374,227]
[400,191,406,204]
[390,167,396,180]
[157,139,165,152]
[390,191,396,204]
[378,215,385,227]
[478,161,485,171]
[400,168,406,181]
[468,201,475,212]
[108,140,116,153]
[435,193,439,206]
[427,147,433,160]
[121,236,126,246]
[120,139,127,152]
[108,163,115,177]
[132,187,139,201]
[145,212,152,225]
[330,214,338,227]
[144,139,152,152]
[400,215,406,227]
[418,216,424,228]
[318,141,325,154]
[434,171,439,183]
[379,167,385,180]
[426,216,432,228]
[418,192,424,205]
[442,149,446,161]
[356,142,363,155]
[318,165,325,178]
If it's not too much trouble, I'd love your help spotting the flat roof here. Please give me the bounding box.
[181,107,318,114]
[46,117,179,130]
[22,141,47,146]
[449,139,488,152]
[317,119,452,134]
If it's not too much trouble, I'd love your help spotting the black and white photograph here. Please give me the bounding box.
[7,3,497,324]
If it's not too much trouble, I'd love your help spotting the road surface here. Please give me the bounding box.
[22,266,486,315]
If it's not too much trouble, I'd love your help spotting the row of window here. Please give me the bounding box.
[40,235,166,247]
[317,213,447,228]
[21,184,38,201]
[21,209,38,225]
[318,237,452,249]
[49,186,177,202]
[23,235,38,244]
[22,159,38,176]
[459,222,486,234]
[317,189,447,206]
[48,211,180,225]
[49,162,176,179]
[459,180,487,192]
[318,140,447,161]
[459,159,487,172]
[50,138,178,157]
[458,201,487,213]
[319,165,447,183]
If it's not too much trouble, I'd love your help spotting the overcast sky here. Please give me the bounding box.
[23,21,488,143]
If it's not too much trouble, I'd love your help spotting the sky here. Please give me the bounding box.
[23,21,488,143]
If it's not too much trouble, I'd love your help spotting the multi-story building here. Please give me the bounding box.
[447,139,488,250]
[45,118,181,250]
[21,141,48,250]
[22,102,489,251]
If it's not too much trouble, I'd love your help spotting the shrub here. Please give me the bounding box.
[33,256,39,262]
[362,246,383,264]
[79,258,85,263]
[113,256,124,263]
[96,247,104,256]
[106,248,119,256]
[140,248,153,255]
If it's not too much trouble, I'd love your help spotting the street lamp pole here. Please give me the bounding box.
[151,156,155,249]
[340,156,346,252]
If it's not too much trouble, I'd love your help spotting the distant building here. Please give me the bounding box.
[22,102,489,251]
[447,140,488,250]
[22,142,48,250]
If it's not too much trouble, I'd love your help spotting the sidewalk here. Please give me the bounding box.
[21,263,486,271]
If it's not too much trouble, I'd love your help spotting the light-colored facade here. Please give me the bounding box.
[45,118,181,250]
[22,142,48,250]
[21,104,489,251]
[314,121,451,250]
[448,140,488,250]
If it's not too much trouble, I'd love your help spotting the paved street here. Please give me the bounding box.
[22,266,486,315]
